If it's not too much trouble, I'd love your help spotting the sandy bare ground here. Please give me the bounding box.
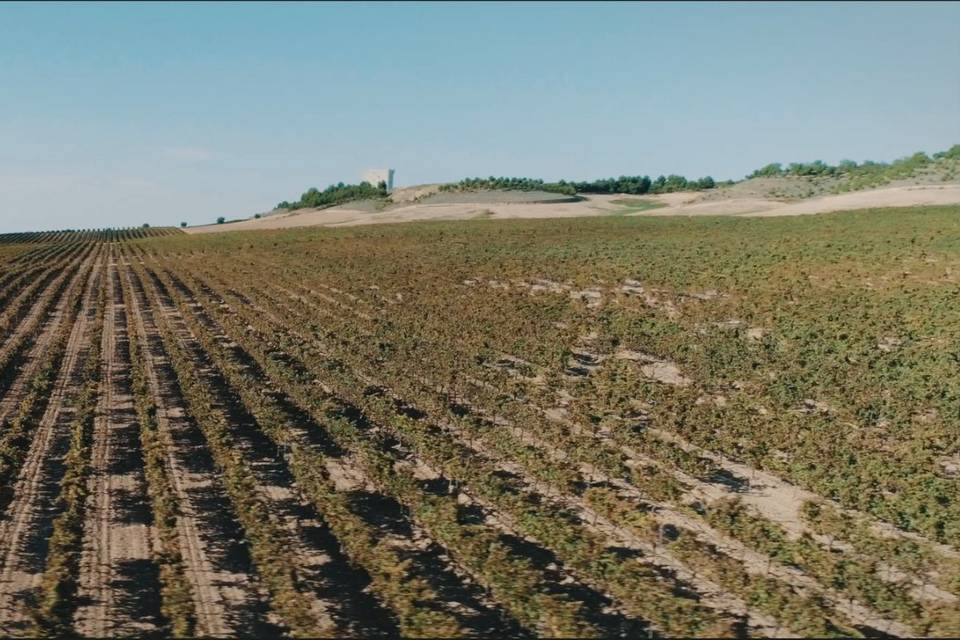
[186,184,960,234]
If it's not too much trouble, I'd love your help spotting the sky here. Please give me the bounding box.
[0,1,958,232]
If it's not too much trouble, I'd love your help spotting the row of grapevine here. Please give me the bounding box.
[0,227,182,246]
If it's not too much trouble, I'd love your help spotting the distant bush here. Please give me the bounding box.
[217,217,226,224]
[276,181,387,211]
[748,163,784,178]
[142,223,150,228]
[180,222,187,228]
[933,144,960,160]
[254,213,262,219]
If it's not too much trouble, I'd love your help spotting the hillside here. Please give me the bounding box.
[189,146,960,234]
[703,149,960,202]
[187,183,960,233]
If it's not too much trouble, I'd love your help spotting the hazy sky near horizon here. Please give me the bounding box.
[1,1,958,232]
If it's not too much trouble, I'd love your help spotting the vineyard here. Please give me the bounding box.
[0,209,957,638]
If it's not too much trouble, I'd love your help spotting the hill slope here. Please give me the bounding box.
[187,182,960,233]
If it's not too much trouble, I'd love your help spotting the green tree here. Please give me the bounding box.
[217,217,226,224]
[748,163,783,178]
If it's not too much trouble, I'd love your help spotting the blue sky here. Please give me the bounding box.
[1,1,958,231]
